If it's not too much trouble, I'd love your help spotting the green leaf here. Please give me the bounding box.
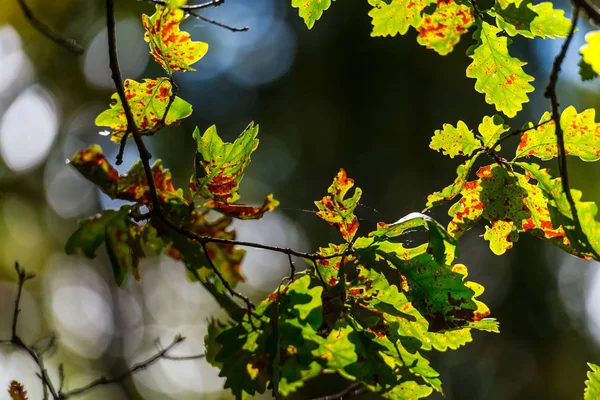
[496,0,524,9]
[416,0,474,55]
[425,153,481,210]
[430,121,482,158]
[493,1,571,39]
[579,58,599,81]
[95,78,192,143]
[478,114,509,149]
[69,145,186,205]
[368,0,436,37]
[315,169,362,242]
[313,242,349,288]
[515,107,600,162]
[466,21,534,118]
[581,31,600,75]
[65,206,144,285]
[371,212,458,264]
[291,0,334,29]
[190,123,258,204]
[585,363,600,400]
[143,5,209,73]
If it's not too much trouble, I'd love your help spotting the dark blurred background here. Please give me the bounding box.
[1,0,600,398]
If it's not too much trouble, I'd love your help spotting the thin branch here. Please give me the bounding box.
[5,263,60,400]
[15,0,84,55]
[106,0,161,212]
[497,119,553,145]
[200,240,256,310]
[572,0,600,24]
[287,253,296,282]
[187,10,249,32]
[59,335,185,399]
[12,262,35,341]
[162,353,206,361]
[144,0,225,10]
[157,215,342,261]
[311,382,367,400]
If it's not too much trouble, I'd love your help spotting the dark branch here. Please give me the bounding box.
[16,0,84,55]
[3,263,60,400]
[145,0,225,10]
[106,0,161,212]
[572,0,600,24]
[497,119,553,146]
[157,215,343,261]
[59,335,185,398]
[187,10,249,32]
[200,240,256,310]
[311,382,367,400]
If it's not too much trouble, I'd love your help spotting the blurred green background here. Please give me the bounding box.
[1,0,600,398]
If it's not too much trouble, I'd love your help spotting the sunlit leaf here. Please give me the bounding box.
[416,0,474,55]
[291,0,334,29]
[493,1,571,39]
[95,78,192,143]
[69,145,186,205]
[585,363,600,400]
[496,0,524,9]
[515,107,600,162]
[368,0,436,37]
[581,31,600,75]
[190,123,259,204]
[478,115,509,149]
[143,5,208,73]
[430,121,482,158]
[313,242,349,287]
[315,168,362,242]
[466,21,534,118]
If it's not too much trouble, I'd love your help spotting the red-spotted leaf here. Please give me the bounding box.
[205,194,279,220]
[315,169,362,242]
[466,22,534,118]
[416,0,474,55]
[190,123,259,203]
[515,107,600,161]
[291,0,335,29]
[449,164,577,256]
[143,5,208,73]
[430,121,482,158]
[368,0,436,37]
[313,242,350,288]
[95,78,192,143]
[69,145,185,205]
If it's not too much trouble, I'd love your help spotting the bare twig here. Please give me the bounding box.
[187,10,249,32]
[145,0,225,10]
[3,263,60,400]
[497,119,553,145]
[157,215,343,261]
[15,0,84,55]
[311,382,367,400]
[106,0,161,212]
[200,240,256,310]
[59,335,184,398]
